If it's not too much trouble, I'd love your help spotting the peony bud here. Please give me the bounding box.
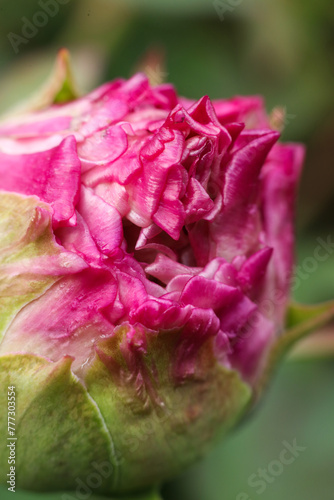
[0,52,310,497]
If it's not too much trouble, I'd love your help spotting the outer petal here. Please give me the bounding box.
[229,312,275,384]
[0,268,117,375]
[261,143,305,323]
[0,192,86,343]
[0,136,81,227]
[212,96,269,128]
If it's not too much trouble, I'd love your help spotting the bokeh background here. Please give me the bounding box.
[0,0,333,498]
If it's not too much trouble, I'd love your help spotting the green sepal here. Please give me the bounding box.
[0,354,119,492]
[0,49,78,118]
[85,325,251,494]
[52,48,79,104]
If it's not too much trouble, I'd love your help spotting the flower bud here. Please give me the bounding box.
[0,53,305,495]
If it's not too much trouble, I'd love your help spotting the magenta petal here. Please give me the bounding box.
[187,220,211,267]
[78,98,128,137]
[56,211,103,266]
[238,247,273,295]
[78,124,128,171]
[204,130,280,262]
[166,274,193,294]
[229,312,275,383]
[1,268,117,373]
[184,177,215,223]
[145,254,200,285]
[0,136,80,227]
[223,130,280,207]
[95,183,130,218]
[0,116,72,137]
[78,187,123,256]
[219,295,257,334]
[118,73,150,106]
[152,198,185,240]
[0,135,64,154]
[180,275,240,310]
[130,298,191,331]
[105,271,148,324]
[83,134,143,187]
[173,307,220,381]
[132,128,185,221]
[212,96,268,128]
[261,143,305,322]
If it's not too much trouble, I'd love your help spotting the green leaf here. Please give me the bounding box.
[285,301,334,330]
[59,489,162,500]
[109,491,162,500]
[255,300,334,400]
[0,486,162,500]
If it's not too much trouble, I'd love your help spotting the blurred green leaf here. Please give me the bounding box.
[255,300,334,400]
[0,487,161,500]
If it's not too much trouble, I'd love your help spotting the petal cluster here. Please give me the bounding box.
[0,72,304,386]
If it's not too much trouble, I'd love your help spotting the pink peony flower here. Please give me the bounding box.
[0,56,305,496]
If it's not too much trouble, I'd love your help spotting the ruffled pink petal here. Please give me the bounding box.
[199,130,279,263]
[129,297,191,331]
[238,247,273,298]
[145,254,200,285]
[228,312,275,383]
[77,124,128,172]
[95,182,130,218]
[261,143,305,323]
[1,268,117,373]
[180,275,240,310]
[212,96,269,128]
[56,211,103,267]
[78,187,123,256]
[0,135,81,228]
[183,177,215,223]
[173,307,221,381]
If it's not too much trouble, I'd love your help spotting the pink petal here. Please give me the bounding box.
[56,211,103,266]
[78,187,123,256]
[0,136,81,228]
[78,124,128,172]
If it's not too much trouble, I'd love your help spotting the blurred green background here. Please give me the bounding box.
[0,0,333,498]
